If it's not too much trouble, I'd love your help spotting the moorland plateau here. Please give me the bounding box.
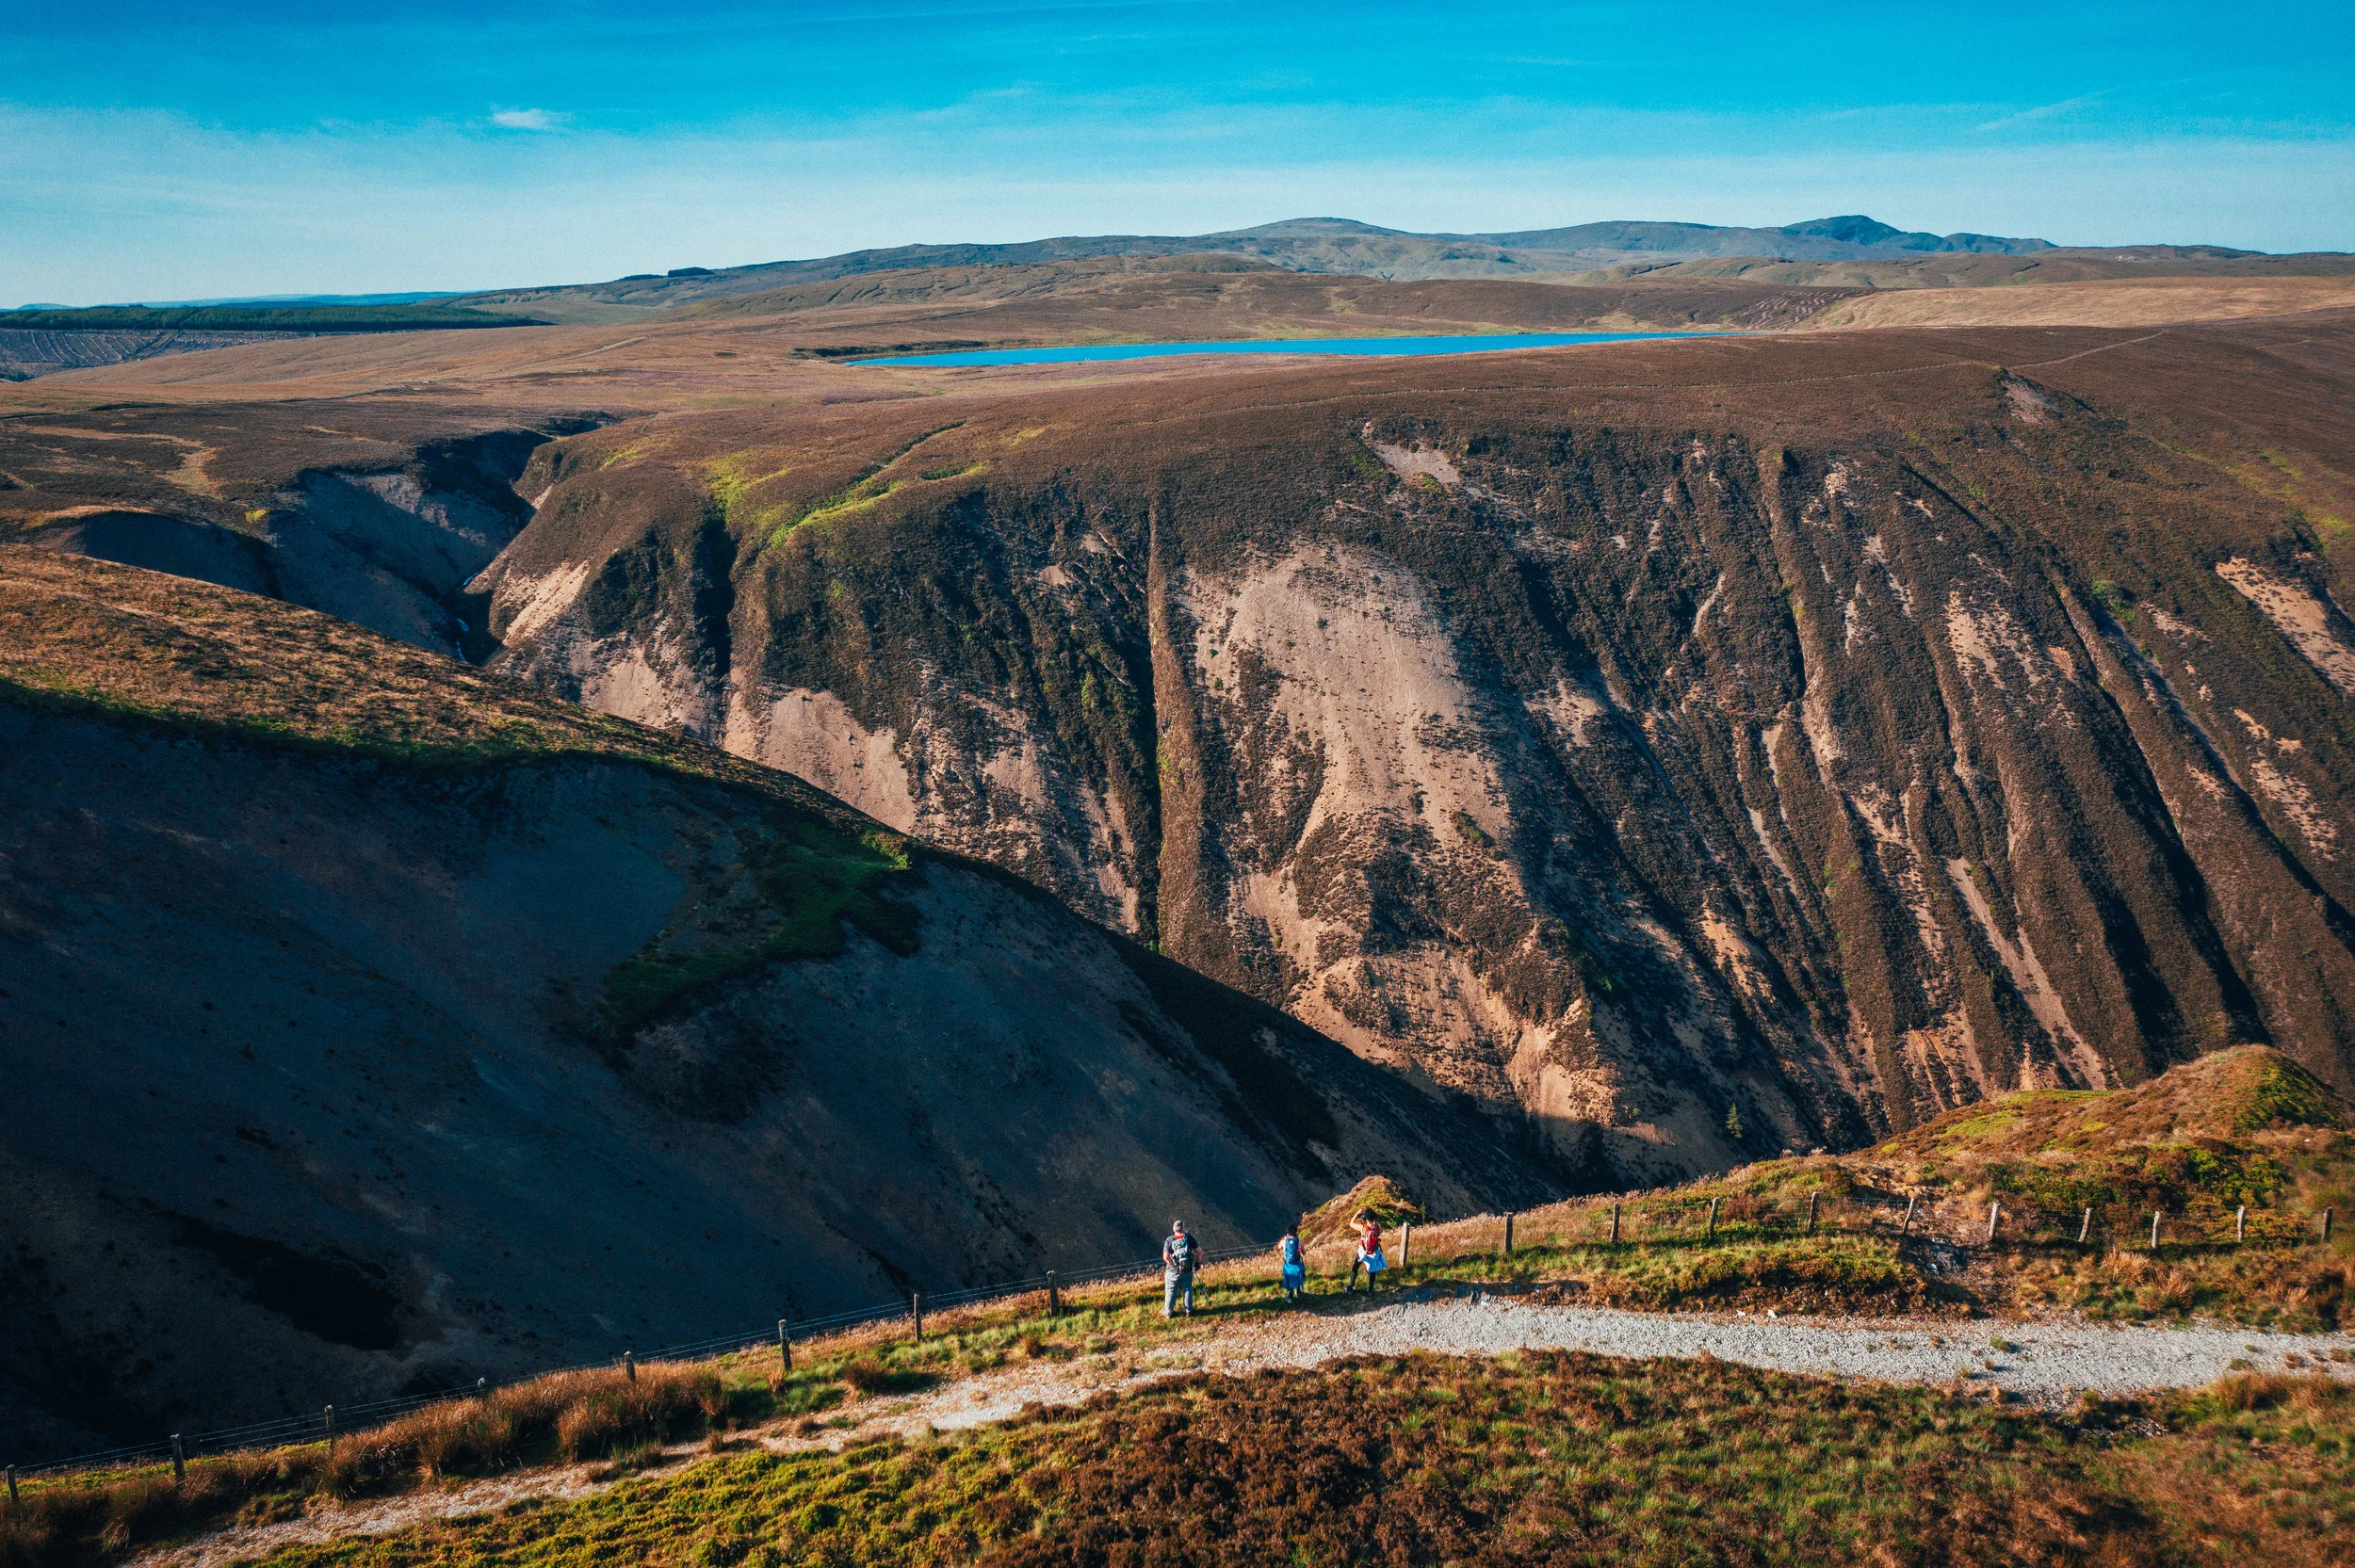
[5,224,2355,1460]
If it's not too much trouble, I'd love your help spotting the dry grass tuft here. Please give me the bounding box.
[1298,1173,1424,1247]
[0,1363,749,1568]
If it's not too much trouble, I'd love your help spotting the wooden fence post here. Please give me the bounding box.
[1503,1213,1515,1256]
[1807,1192,1818,1235]
[171,1435,185,1484]
[1400,1225,1411,1268]
[1899,1195,1916,1242]
[779,1318,792,1371]
[5,1463,14,1506]
[1986,1202,2002,1245]
[622,1350,636,1383]
[1706,1197,1718,1241]
[2235,1206,2246,1243]
[1048,1272,1060,1315]
[2149,1212,2162,1251]
[323,1406,336,1456]
[1610,1203,1621,1245]
[2322,1208,2333,1243]
[2079,1207,2093,1245]
[912,1293,923,1341]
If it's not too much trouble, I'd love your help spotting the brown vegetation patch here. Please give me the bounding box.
[133,1356,2355,1568]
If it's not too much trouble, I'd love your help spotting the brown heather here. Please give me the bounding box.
[0,1363,739,1568]
[100,1355,2355,1568]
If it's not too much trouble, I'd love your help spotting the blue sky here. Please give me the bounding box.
[5,0,2350,303]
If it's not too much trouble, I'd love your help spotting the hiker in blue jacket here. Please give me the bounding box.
[1277,1224,1307,1303]
[1163,1220,1200,1317]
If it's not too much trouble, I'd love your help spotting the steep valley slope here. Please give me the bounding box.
[449,315,2355,1192]
[0,549,1540,1462]
[0,400,606,658]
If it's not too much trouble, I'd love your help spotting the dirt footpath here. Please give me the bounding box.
[138,1290,2355,1567]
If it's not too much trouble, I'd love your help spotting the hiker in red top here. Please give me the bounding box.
[1347,1211,1388,1293]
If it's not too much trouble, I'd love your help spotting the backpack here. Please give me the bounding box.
[1166,1233,1197,1271]
[1281,1236,1302,1266]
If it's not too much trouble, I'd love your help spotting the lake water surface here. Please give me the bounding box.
[853,331,1712,367]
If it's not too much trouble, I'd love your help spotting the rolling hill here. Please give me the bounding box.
[440,214,2350,326]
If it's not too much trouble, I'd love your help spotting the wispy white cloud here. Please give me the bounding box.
[489,106,565,131]
[1976,94,2103,134]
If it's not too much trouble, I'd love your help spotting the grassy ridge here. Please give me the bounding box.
[0,547,885,823]
[0,1243,1930,1567]
[49,1358,2353,1568]
[1405,1046,2355,1328]
[5,1190,2350,1565]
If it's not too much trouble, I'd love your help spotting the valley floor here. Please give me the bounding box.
[133,1290,2355,1568]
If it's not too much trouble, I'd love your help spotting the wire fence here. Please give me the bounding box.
[1405,1189,2337,1259]
[8,1237,1267,1481]
[14,1195,2335,1484]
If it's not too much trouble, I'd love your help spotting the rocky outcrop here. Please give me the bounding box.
[470,325,2355,1188]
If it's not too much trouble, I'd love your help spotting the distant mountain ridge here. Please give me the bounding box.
[445,214,2071,320]
[1288,213,2055,257]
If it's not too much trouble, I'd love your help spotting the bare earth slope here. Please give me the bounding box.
[448,316,2355,1194]
[0,549,1541,1463]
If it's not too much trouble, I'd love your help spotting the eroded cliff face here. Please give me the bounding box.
[468,329,2355,1187]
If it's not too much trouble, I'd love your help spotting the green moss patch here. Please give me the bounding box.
[600,820,919,1039]
[2233,1055,2346,1134]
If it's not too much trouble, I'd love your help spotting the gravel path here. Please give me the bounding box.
[1226,1290,2355,1406]
[924,1288,2355,1430]
[136,1292,2355,1567]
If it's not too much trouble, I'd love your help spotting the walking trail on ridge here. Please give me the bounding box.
[137,1287,2355,1568]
